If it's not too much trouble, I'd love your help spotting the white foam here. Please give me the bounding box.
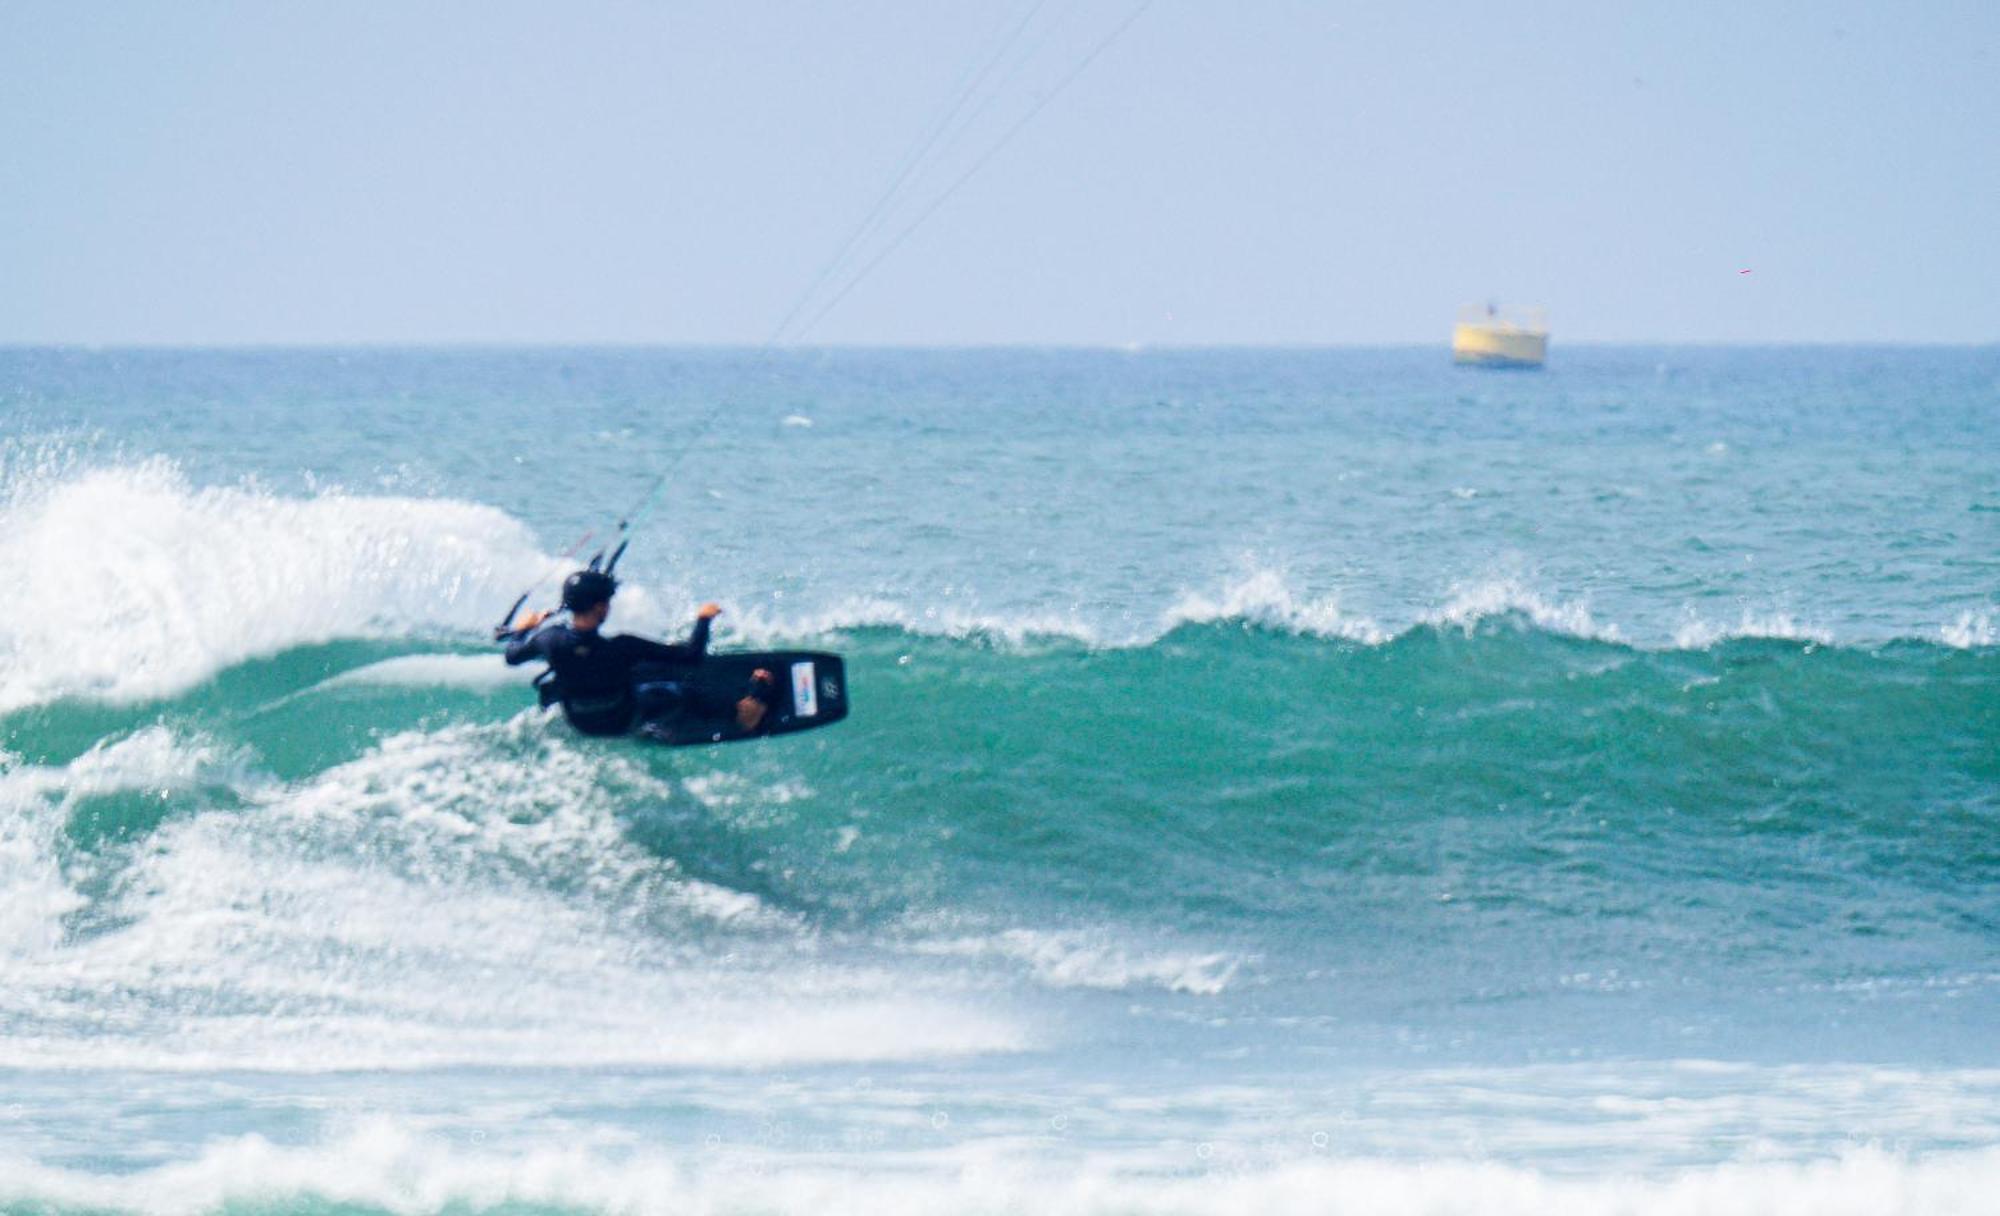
[1673,609,1834,650]
[1941,611,1996,649]
[914,927,1242,995]
[1166,568,1388,643]
[2,455,1987,700]
[0,781,80,959]
[1428,578,1619,642]
[687,572,1974,657]
[0,461,556,710]
[722,594,1106,648]
[713,568,1383,651]
[0,727,260,958]
[2,1123,1996,1216]
[2,462,1966,676]
[0,717,1026,1072]
[718,577,1978,657]
[4,723,257,803]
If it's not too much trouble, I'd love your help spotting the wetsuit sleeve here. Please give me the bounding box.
[504,624,554,666]
[612,614,712,665]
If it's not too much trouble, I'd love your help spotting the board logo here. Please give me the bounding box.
[791,661,820,718]
[820,676,841,702]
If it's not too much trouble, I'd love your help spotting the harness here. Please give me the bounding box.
[534,669,637,736]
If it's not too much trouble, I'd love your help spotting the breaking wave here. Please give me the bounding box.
[3,1124,1996,1216]
[3,460,1989,715]
[2,456,1994,1081]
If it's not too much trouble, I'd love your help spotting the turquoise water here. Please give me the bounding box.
[1,347,1996,1213]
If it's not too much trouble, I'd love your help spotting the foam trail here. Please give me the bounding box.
[0,718,1026,1072]
[911,927,1241,995]
[0,461,556,710]
[0,727,256,958]
[322,653,522,691]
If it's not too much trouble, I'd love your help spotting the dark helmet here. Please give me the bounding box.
[560,569,618,612]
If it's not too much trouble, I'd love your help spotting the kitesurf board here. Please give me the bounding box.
[636,650,848,747]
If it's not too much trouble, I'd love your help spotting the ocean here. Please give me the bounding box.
[1,345,1995,1213]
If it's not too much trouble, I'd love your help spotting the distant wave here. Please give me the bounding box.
[720,576,1981,657]
[3,1121,1996,1216]
[1671,611,1834,650]
[1165,568,1388,643]
[1943,610,1998,649]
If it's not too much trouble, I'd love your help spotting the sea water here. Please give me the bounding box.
[0,346,1995,1213]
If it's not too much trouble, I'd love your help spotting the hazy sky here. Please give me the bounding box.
[4,1,1996,345]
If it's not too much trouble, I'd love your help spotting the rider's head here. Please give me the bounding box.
[561,569,618,629]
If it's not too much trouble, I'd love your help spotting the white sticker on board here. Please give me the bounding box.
[791,661,819,717]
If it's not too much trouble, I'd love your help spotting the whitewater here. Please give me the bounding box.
[1,346,1995,1215]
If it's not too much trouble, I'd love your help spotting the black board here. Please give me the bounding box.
[643,650,846,746]
[623,651,848,747]
[533,651,848,747]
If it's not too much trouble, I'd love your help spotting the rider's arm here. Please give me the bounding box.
[612,606,717,664]
[504,622,555,666]
[685,610,714,658]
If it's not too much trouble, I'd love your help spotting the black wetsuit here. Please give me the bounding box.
[505,615,712,736]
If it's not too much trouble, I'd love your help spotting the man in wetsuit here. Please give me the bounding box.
[502,569,719,736]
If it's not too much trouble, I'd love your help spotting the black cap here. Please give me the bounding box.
[560,569,618,612]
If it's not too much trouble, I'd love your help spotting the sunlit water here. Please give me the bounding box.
[1,346,1995,1214]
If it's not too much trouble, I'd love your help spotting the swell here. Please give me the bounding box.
[1,459,1993,1063]
[0,593,1993,1068]
[9,621,1993,950]
[824,622,1999,948]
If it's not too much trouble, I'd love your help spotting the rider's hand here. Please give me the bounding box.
[517,610,549,631]
[698,602,722,620]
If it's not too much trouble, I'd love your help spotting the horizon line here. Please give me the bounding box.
[3,338,1995,354]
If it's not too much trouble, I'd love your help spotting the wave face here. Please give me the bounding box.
[23,620,1988,1070]
[2,347,1997,1212]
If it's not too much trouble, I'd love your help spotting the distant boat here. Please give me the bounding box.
[1452,302,1548,368]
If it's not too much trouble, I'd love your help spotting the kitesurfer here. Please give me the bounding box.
[502,570,720,736]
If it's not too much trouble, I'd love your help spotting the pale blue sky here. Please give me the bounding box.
[4,1,1995,345]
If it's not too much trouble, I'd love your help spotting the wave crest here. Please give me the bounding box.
[0,460,552,710]
[3,459,1990,717]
